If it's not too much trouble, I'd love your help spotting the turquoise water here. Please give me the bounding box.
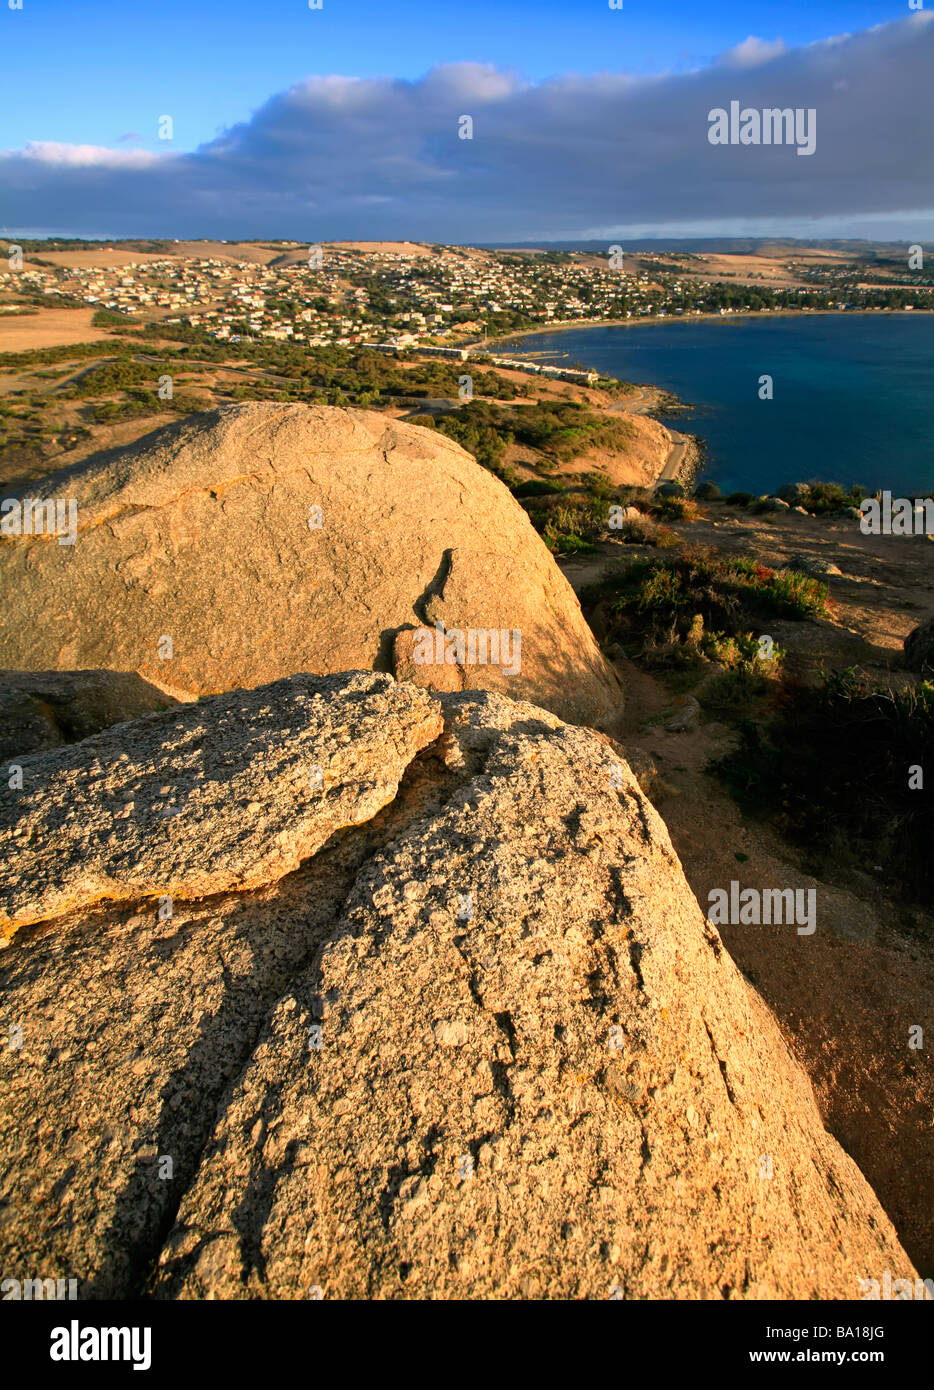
[500,315,934,496]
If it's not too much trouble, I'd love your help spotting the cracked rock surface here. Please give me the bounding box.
[0,671,442,934]
[0,403,621,727]
[0,678,916,1299]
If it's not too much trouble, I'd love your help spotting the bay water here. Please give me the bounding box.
[501,314,934,496]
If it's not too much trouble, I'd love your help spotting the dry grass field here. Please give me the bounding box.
[0,306,111,351]
[35,249,170,270]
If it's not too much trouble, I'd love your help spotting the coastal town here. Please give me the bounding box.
[1,239,930,360]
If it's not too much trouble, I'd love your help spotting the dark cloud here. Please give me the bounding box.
[3,14,933,240]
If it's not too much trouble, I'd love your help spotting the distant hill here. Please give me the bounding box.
[483,237,923,255]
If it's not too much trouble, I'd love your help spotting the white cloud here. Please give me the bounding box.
[20,141,162,169]
[718,36,788,69]
[1,17,932,241]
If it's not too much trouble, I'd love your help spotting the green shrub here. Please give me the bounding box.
[698,665,775,722]
[579,471,619,502]
[418,408,516,483]
[426,399,634,472]
[91,308,140,327]
[512,479,566,498]
[802,481,869,515]
[652,496,698,523]
[614,515,670,547]
[536,497,608,554]
[580,546,826,663]
[694,481,721,500]
[89,398,155,423]
[68,357,151,397]
[726,557,828,619]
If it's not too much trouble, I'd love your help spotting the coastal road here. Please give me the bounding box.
[607,385,658,416]
[657,429,689,486]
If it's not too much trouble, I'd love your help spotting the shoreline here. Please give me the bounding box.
[475,306,930,351]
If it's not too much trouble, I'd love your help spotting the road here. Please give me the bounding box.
[657,429,689,485]
[605,385,658,416]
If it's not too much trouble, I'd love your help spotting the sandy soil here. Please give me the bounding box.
[685,248,859,287]
[623,657,934,1278]
[29,243,313,270]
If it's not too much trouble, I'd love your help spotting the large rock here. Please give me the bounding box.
[0,668,179,761]
[0,676,916,1299]
[0,404,621,727]
[904,617,934,672]
[0,672,442,936]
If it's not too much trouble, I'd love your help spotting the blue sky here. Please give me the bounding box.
[1,0,910,151]
[1,1,930,240]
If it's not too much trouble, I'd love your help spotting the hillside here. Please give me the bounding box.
[559,494,934,1274]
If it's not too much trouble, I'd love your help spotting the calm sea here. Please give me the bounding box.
[499,315,934,496]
